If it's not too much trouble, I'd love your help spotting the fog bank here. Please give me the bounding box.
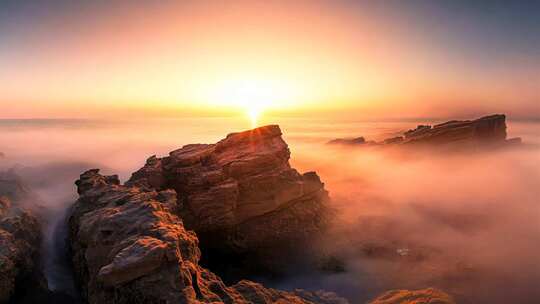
[1,118,538,303]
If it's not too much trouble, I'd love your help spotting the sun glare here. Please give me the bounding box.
[248,108,261,128]
[205,78,295,128]
[232,81,271,128]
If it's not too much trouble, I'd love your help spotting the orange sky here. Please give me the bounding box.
[0,1,538,120]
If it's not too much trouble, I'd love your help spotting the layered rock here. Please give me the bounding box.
[0,171,45,303]
[68,169,346,304]
[368,288,455,304]
[402,114,509,145]
[127,125,331,271]
[328,114,521,149]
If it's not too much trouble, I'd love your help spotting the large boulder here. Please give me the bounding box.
[68,169,346,304]
[127,125,331,271]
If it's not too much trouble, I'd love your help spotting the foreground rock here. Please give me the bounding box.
[69,169,346,304]
[368,288,455,304]
[127,125,331,273]
[328,114,521,149]
[0,171,46,303]
[0,209,44,303]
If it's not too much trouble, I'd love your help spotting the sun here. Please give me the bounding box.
[230,81,273,128]
[247,105,263,128]
[205,78,293,128]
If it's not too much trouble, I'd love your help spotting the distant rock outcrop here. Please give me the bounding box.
[328,114,521,149]
[127,125,331,272]
[68,169,347,304]
[327,137,366,145]
[368,288,455,304]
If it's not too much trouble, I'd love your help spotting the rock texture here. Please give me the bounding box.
[69,169,346,304]
[0,209,44,303]
[368,288,455,304]
[0,171,45,303]
[328,114,521,149]
[127,125,331,271]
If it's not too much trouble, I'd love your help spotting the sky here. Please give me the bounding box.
[0,0,539,120]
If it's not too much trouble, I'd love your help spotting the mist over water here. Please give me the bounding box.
[0,117,538,303]
[289,142,540,303]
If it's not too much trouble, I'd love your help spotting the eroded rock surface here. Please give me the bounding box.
[127,125,331,272]
[69,169,346,304]
[368,288,455,304]
[328,114,521,149]
[0,171,45,303]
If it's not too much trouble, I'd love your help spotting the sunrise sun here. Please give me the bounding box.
[232,82,270,128]
[205,78,295,127]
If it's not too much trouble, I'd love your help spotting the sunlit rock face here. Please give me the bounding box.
[127,125,331,272]
[0,172,45,303]
[68,169,346,304]
[329,114,521,149]
[368,288,455,304]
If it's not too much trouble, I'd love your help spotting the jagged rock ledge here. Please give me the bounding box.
[328,114,522,149]
[127,125,331,276]
[68,169,347,304]
[67,125,456,304]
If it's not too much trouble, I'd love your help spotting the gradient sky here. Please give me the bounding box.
[0,0,539,119]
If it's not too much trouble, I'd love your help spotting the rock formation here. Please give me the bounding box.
[65,126,460,304]
[328,114,521,149]
[68,169,346,304]
[127,125,331,273]
[0,171,46,303]
[368,288,455,304]
[327,137,366,145]
[0,208,44,303]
